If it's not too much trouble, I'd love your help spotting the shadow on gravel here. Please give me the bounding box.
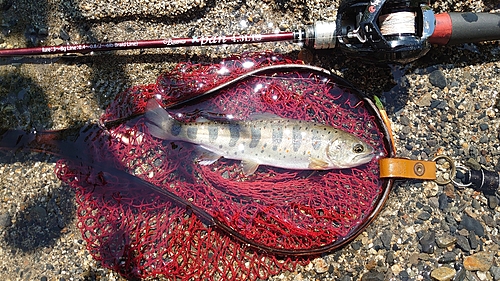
[4,186,75,252]
[0,150,75,253]
[0,0,243,259]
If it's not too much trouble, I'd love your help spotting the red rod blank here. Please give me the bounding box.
[0,32,295,57]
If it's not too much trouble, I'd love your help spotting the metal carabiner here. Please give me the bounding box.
[432,155,456,185]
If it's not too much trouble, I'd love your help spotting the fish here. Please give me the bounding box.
[145,99,375,175]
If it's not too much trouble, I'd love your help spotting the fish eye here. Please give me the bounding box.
[353,143,365,154]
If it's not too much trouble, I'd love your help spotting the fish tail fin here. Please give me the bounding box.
[145,99,178,140]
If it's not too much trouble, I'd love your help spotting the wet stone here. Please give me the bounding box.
[460,214,484,237]
[29,206,47,221]
[430,267,456,281]
[463,252,494,271]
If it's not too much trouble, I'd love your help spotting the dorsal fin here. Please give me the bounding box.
[247,112,284,121]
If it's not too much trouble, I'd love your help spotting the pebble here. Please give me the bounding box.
[399,115,410,126]
[0,212,12,227]
[29,206,48,221]
[430,267,456,281]
[436,234,457,248]
[459,214,485,237]
[380,229,392,250]
[479,123,489,131]
[428,70,448,89]
[456,235,471,252]
[361,270,385,281]
[438,193,449,210]
[313,258,329,274]
[385,251,394,265]
[419,231,435,254]
[463,252,494,271]
[490,266,500,281]
[415,92,432,107]
[417,211,431,221]
[488,196,499,209]
[438,252,456,264]
[469,231,479,250]
[482,214,496,227]
[423,182,439,198]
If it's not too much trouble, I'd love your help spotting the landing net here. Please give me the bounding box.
[54,52,391,279]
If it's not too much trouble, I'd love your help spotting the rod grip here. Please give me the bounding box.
[429,12,500,45]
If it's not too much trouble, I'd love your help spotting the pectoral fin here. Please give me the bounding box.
[241,159,260,175]
[308,158,330,169]
[195,147,222,165]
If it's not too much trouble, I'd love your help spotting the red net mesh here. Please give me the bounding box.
[54,52,389,279]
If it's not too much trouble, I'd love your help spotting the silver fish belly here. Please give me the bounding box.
[145,100,375,175]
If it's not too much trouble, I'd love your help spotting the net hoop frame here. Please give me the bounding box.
[160,63,397,255]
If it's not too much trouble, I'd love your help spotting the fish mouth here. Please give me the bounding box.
[353,150,379,165]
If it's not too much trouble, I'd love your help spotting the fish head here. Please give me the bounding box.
[326,135,375,168]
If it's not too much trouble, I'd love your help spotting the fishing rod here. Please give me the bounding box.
[0,0,499,63]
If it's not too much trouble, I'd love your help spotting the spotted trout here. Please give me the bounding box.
[145,99,375,175]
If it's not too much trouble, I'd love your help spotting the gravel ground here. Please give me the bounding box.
[0,0,499,280]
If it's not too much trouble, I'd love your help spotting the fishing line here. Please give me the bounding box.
[379,12,416,35]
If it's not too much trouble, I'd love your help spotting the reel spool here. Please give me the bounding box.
[336,0,435,63]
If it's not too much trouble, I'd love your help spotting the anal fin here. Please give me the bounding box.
[241,159,260,176]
